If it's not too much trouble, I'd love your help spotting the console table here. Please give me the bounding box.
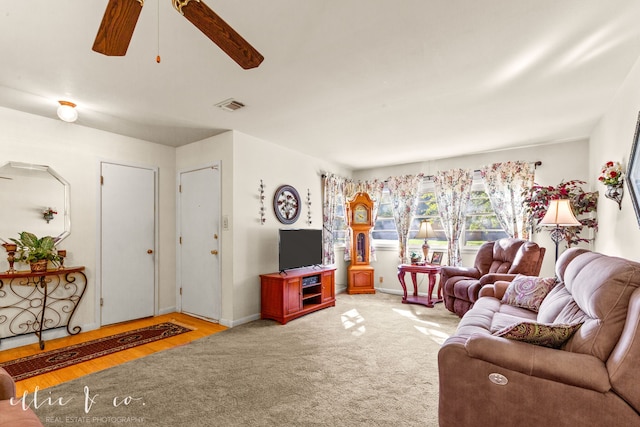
[0,267,87,350]
[260,266,336,324]
[397,264,441,307]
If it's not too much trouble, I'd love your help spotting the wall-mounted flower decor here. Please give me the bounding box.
[598,161,624,209]
[43,207,57,223]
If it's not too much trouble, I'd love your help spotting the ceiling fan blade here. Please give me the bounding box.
[92,0,144,56]
[175,0,264,69]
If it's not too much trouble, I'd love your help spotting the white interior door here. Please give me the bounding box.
[101,162,156,325]
[179,164,221,321]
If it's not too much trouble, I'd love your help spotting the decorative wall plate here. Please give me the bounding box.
[273,185,301,224]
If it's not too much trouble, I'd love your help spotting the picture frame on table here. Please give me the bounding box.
[430,251,444,265]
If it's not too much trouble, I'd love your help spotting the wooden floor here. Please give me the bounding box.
[0,313,227,396]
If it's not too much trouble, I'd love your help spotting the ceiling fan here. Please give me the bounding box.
[92,0,264,69]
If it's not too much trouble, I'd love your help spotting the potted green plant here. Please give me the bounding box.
[409,251,422,265]
[10,231,61,272]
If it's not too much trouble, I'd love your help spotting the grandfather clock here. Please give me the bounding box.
[346,192,375,294]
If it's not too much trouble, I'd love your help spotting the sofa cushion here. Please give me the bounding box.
[502,275,556,312]
[557,251,640,362]
[508,241,544,275]
[537,282,574,323]
[494,321,583,348]
[488,239,524,274]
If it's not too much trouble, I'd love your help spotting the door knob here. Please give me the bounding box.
[211,250,219,255]
[147,249,153,254]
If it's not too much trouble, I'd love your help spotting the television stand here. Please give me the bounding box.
[260,266,336,324]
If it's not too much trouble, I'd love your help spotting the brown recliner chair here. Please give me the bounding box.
[440,238,546,317]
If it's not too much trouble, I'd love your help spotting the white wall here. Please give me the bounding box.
[231,132,351,322]
[590,55,640,259]
[0,106,176,347]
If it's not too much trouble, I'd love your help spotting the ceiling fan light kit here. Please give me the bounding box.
[56,101,78,123]
[93,0,264,69]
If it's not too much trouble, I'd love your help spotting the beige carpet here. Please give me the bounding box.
[32,292,460,426]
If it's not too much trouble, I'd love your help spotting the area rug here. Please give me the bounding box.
[0,322,192,381]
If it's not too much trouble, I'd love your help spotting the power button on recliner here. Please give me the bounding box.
[489,373,509,385]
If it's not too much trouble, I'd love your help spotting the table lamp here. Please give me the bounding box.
[415,220,435,262]
[539,199,581,262]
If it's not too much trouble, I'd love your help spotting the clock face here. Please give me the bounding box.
[273,185,301,224]
[354,205,368,224]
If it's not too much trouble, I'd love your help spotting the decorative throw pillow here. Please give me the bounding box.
[501,275,556,312]
[493,321,583,348]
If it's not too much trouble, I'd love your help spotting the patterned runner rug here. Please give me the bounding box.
[0,322,192,381]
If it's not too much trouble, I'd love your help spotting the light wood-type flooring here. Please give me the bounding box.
[0,313,227,396]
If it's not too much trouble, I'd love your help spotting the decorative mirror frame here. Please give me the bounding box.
[626,111,640,227]
[0,162,70,244]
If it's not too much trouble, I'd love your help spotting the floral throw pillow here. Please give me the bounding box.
[501,275,556,312]
[494,321,583,348]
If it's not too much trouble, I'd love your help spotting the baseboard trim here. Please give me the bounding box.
[0,322,99,350]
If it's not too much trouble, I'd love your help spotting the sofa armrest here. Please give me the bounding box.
[0,368,16,400]
[478,273,517,285]
[464,333,611,392]
[440,266,480,279]
[479,280,511,299]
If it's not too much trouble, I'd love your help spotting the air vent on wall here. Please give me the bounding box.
[215,98,245,112]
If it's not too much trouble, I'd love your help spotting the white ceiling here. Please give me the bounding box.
[1,1,640,170]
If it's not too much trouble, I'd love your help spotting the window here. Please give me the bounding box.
[371,187,398,242]
[465,184,508,246]
[332,194,347,245]
[336,177,508,248]
[408,182,447,247]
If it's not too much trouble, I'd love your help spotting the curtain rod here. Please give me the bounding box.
[322,161,542,180]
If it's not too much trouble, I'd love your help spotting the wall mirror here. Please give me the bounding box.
[0,162,70,244]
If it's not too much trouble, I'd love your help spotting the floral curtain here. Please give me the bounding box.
[480,161,535,239]
[387,174,424,263]
[342,179,357,262]
[433,169,473,266]
[321,173,345,265]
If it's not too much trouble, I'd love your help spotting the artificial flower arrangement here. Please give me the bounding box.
[522,180,598,247]
[598,161,624,187]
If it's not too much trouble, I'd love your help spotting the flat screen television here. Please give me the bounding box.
[279,229,323,272]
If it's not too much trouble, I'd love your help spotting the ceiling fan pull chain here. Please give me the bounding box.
[172,0,200,15]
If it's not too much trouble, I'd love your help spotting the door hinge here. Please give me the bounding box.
[179,236,182,244]
[179,184,182,193]
[100,297,104,306]
[179,288,182,295]
[100,176,104,185]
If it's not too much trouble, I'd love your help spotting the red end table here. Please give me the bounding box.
[397,264,442,307]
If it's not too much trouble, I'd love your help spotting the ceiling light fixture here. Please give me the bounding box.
[57,100,78,123]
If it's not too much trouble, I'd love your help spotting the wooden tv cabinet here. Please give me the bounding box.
[260,266,336,324]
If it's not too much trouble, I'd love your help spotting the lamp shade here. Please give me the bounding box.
[415,220,435,238]
[539,199,581,226]
[57,100,78,123]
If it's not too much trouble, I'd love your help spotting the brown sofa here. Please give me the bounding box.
[439,238,546,317]
[0,368,43,426]
[438,248,640,426]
